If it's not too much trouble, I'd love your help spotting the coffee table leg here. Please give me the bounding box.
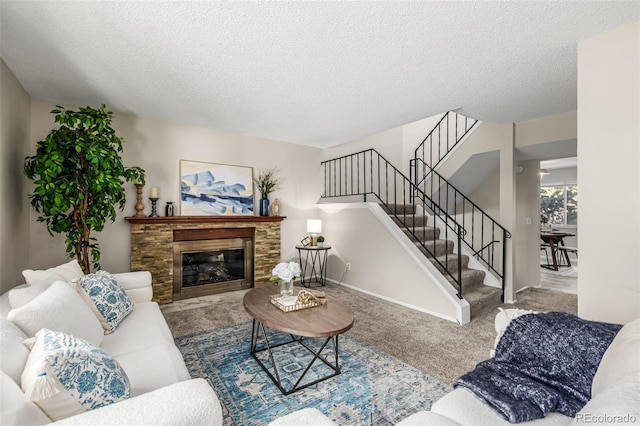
[249,322,343,395]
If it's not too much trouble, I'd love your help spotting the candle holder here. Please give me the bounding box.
[149,197,159,217]
[134,183,146,217]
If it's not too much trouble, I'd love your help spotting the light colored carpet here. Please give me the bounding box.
[163,283,577,385]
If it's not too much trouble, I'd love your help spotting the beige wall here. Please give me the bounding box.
[577,21,640,324]
[27,99,323,274]
[0,59,31,292]
[318,203,461,322]
[515,160,542,292]
[515,111,577,148]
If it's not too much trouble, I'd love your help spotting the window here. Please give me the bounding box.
[540,185,577,226]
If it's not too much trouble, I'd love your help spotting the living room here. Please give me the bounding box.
[1,2,639,425]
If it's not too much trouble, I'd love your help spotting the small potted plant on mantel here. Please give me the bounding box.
[316,235,325,247]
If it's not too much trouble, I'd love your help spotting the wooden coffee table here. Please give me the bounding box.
[243,286,354,395]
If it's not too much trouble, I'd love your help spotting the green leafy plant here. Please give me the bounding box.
[253,168,281,196]
[316,235,325,243]
[24,105,145,273]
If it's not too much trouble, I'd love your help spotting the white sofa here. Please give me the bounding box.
[272,311,640,426]
[1,268,223,425]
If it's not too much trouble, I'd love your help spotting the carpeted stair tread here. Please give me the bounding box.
[392,215,429,228]
[413,240,454,257]
[403,227,440,240]
[462,284,502,318]
[445,268,486,288]
[382,203,417,215]
[431,253,470,272]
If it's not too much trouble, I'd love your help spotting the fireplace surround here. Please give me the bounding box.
[126,216,285,304]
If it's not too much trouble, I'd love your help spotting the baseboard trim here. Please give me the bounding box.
[325,278,460,324]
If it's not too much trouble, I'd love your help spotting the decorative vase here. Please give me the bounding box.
[280,280,294,297]
[259,195,270,216]
[270,198,281,216]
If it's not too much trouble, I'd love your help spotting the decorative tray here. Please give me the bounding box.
[269,293,323,313]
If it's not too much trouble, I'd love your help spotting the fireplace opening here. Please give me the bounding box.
[172,231,253,300]
[181,248,245,287]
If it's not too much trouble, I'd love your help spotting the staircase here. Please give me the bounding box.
[320,112,510,321]
[383,203,501,318]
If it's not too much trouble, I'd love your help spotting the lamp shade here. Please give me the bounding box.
[306,219,322,234]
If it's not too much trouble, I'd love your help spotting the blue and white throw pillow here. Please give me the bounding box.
[21,328,131,421]
[76,271,134,333]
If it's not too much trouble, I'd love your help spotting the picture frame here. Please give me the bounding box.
[300,236,312,247]
[180,160,254,216]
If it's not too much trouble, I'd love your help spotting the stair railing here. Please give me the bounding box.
[321,149,466,298]
[412,111,479,187]
[411,158,510,299]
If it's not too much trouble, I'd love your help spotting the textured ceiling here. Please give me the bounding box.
[1,1,638,148]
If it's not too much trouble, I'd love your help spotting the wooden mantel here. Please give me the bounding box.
[125,216,286,224]
[125,215,286,304]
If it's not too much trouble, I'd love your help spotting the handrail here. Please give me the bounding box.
[321,148,466,298]
[411,157,510,298]
[412,111,479,187]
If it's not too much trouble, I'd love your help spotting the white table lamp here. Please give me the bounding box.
[307,219,322,246]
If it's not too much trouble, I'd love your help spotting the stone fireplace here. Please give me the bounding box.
[126,216,285,304]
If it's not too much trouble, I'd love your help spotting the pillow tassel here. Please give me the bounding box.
[25,372,62,402]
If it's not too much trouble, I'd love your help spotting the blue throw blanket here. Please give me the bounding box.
[455,312,621,423]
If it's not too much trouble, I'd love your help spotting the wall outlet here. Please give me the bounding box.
[346,262,351,271]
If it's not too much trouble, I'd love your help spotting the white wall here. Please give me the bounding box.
[0,59,31,292]
[27,99,323,274]
[318,203,461,322]
[577,21,640,324]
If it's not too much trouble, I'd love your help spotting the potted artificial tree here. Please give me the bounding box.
[24,104,145,273]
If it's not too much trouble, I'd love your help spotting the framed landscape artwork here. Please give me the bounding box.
[180,160,254,216]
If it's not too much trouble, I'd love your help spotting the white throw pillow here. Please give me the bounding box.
[8,281,53,309]
[22,260,84,286]
[21,328,131,421]
[7,281,104,347]
[0,317,31,385]
[73,271,134,334]
[0,370,50,426]
[491,308,537,357]
[591,317,640,397]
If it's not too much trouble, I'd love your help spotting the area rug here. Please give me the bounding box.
[174,321,451,425]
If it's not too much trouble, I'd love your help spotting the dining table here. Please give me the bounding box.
[540,231,576,271]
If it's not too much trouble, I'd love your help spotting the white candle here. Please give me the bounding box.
[149,187,159,198]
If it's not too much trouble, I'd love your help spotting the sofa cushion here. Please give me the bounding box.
[591,318,639,397]
[8,281,53,309]
[75,271,134,334]
[395,410,462,425]
[114,343,190,396]
[0,370,50,426]
[0,317,31,385]
[431,388,573,426]
[22,328,131,422]
[7,281,104,346]
[53,378,222,426]
[22,260,84,286]
[100,302,174,357]
[572,373,640,425]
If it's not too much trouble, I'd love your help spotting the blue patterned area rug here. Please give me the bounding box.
[175,321,451,425]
